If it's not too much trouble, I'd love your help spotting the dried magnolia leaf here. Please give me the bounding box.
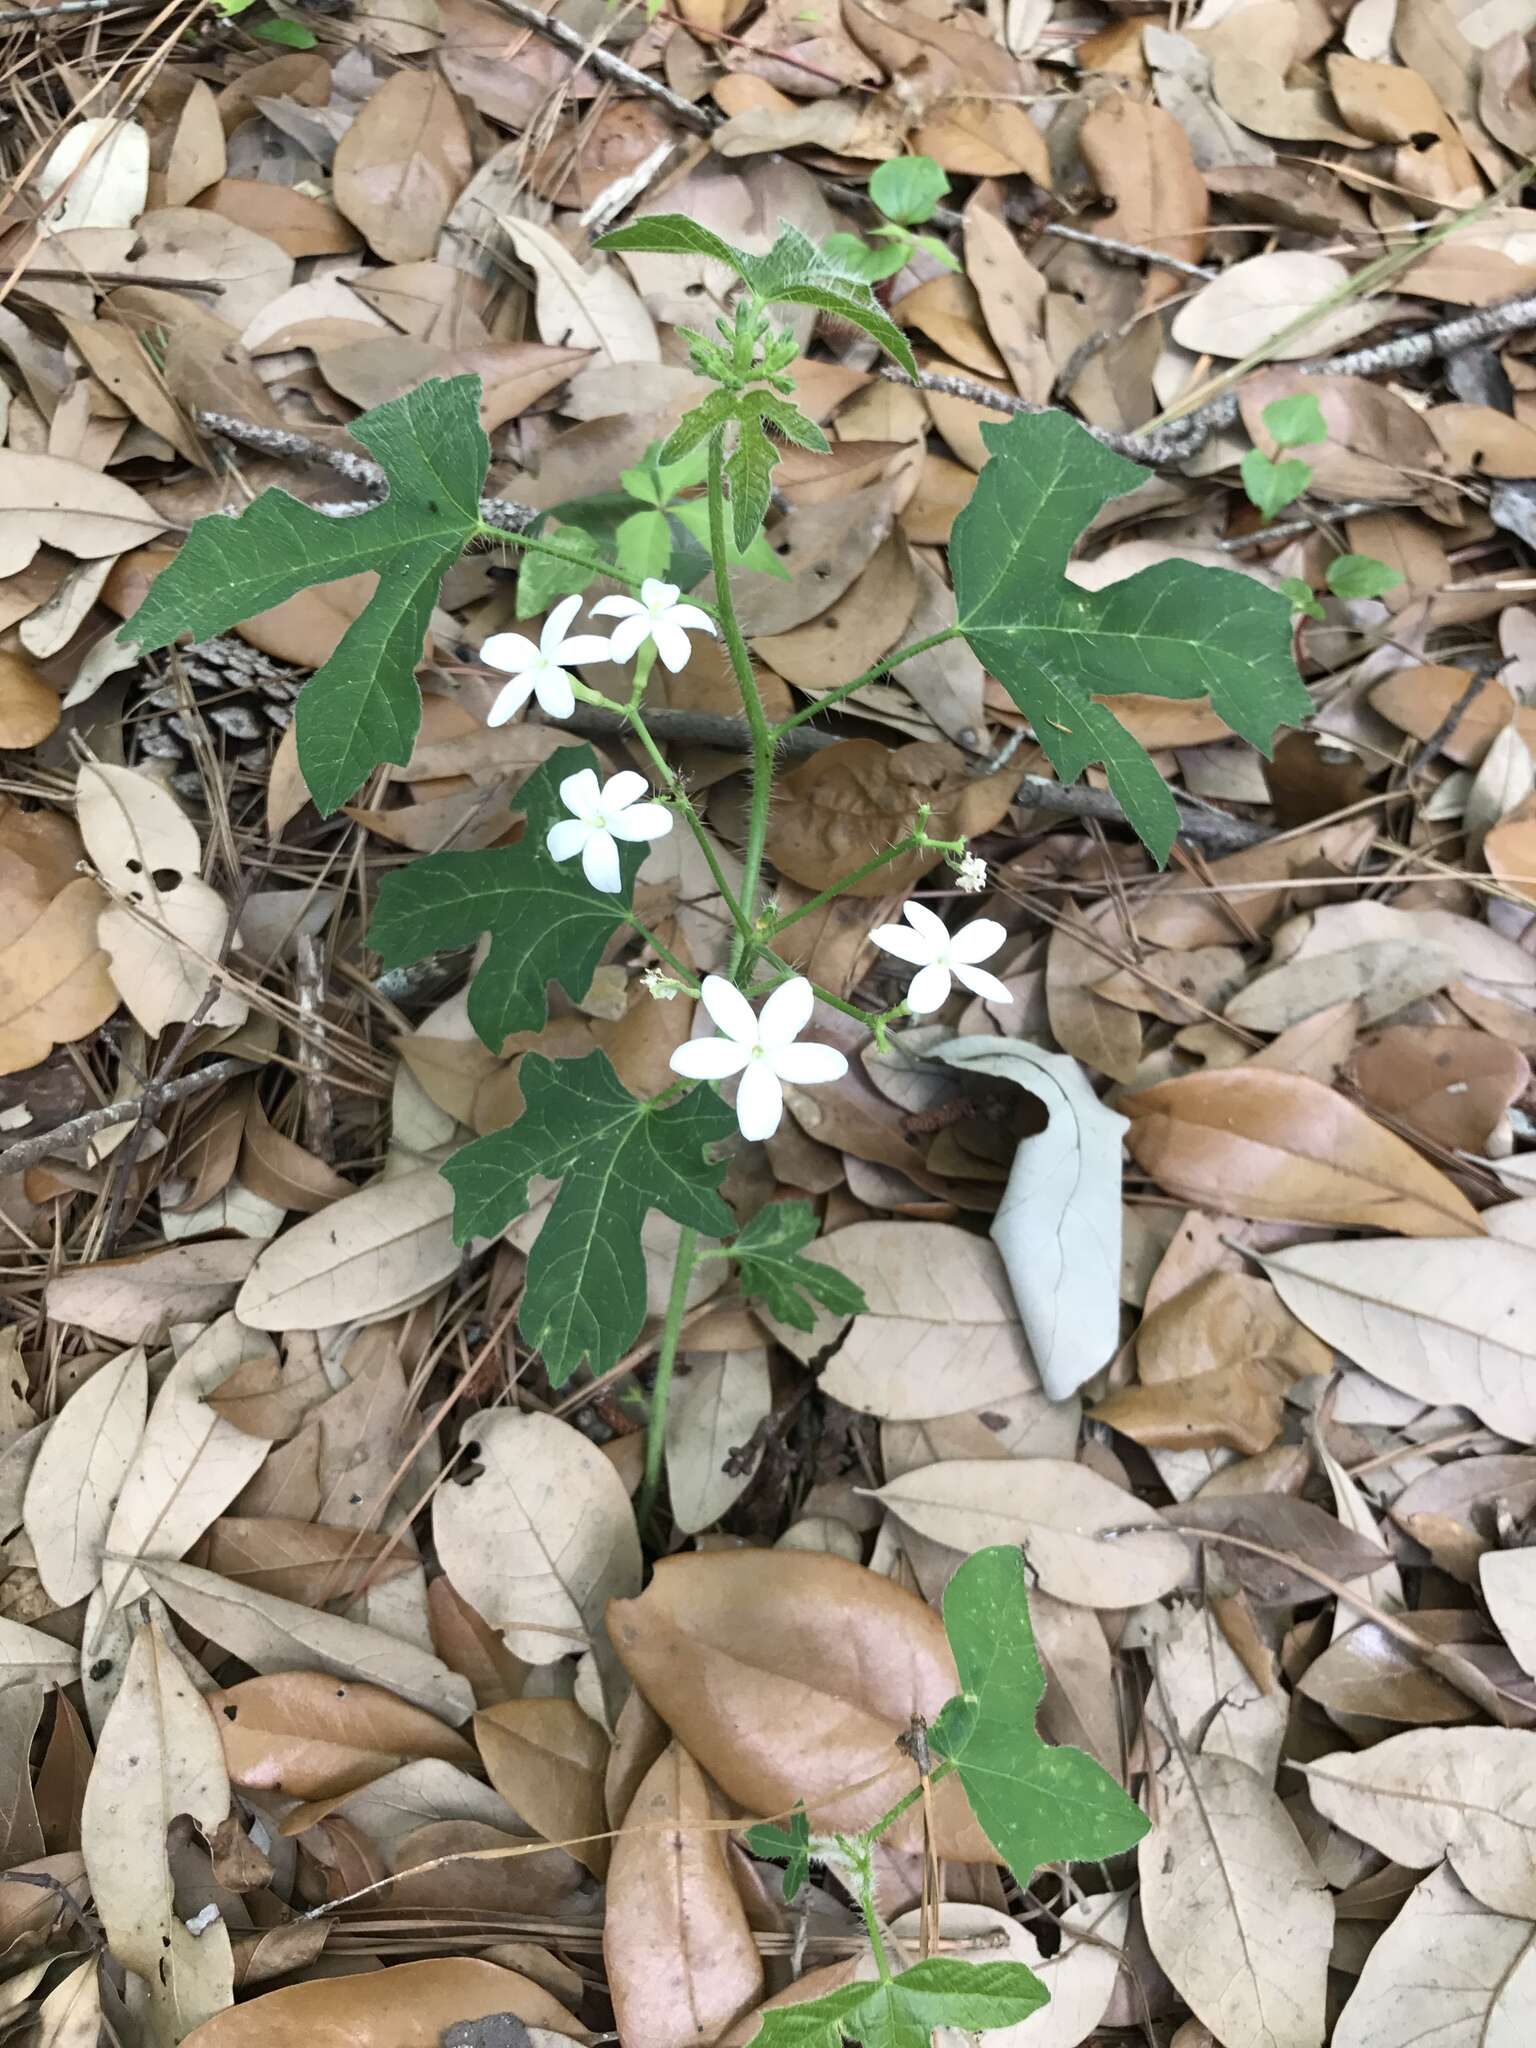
[1479,1548,1536,1677]
[172,1959,575,2048]
[1080,96,1208,307]
[506,216,660,366]
[665,1348,772,1536]
[208,1670,476,1800]
[1333,1863,1536,2048]
[0,452,163,579]
[235,1168,459,1330]
[24,1347,146,1606]
[476,1697,610,1878]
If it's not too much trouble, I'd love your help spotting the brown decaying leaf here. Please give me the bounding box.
[207,1670,476,1799]
[332,69,473,264]
[604,1741,764,2048]
[476,1697,611,1878]
[196,1515,413,1602]
[179,1960,582,2047]
[1080,97,1208,308]
[608,1549,994,1859]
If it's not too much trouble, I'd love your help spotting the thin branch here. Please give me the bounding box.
[194,412,537,534]
[0,1057,256,1178]
[476,0,717,134]
[0,0,143,17]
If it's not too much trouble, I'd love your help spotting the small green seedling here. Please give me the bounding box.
[823,156,959,285]
[1241,391,1327,522]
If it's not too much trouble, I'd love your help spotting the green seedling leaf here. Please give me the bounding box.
[598,217,918,380]
[127,375,488,814]
[670,498,786,579]
[821,230,910,284]
[1327,552,1403,600]
[743,1804,813,1902]
[1279,575,1325,621]
[753,1958,1047,2048]
[911,231,960,273]
[444,1051,735,1382]
[730,1200,867,1332]
[952,412,1309,865]
[1240,448,1312,522]
[869,154,950,227]
[250,15,317,42]
[616,506,672,581]
[1261,392,1327,450]
[515,518,611,617]
[367,746,645,1048]
[932,1545,1149,1883]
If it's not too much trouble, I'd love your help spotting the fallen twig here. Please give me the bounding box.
[0,1056,256,1180]
[476,0,717,135]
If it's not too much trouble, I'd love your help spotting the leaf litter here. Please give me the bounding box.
[7,0,1536,2043]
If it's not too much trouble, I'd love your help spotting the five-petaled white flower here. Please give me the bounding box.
[547,767,672,895]
[591,578,717,673]
[669,975,847,1142]
[482,595,612,724]
[870,900,1012,1015]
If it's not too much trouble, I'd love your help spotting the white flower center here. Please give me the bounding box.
[748,1042,767,1060]
[590,811,608,830]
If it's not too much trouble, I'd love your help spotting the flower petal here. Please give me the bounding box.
[735,1059,784,1142]
[608,803,672,844]
[670,1036,750,1081]
[869,922,934,967]
[534,667,576,720]
[480,632,537,675]
[667,603,717,637]
[641,579,680,612]
[949,917,1008,965]
[545,818,589,865]
[901,899,949,946]
[603,770,651,811]
[486,674,534,726]
[606,614,651,665]
[953,964,1014,1005]
[652,618,692,672]
[590,594,643,620]
[906,962,953,1014]
[558,767,602,820]
[553,633,614,667]
[758,975,813,1049]
[771,1041,848,1086]
[541,594,583,654]
[698,974,761,1048]
[581,827,622,894]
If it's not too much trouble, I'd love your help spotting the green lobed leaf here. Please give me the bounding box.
[597,216,744,269]
[931,1545,1149,1883]
[951,411,1310,865]
[1327,551,1403,599]
[730,1201,867,1332]
[1240,447,1312,522]
[743,1804,813,1902]
[126,375,489,814]
[753,1959,1047,2048]
[869,155,950,227]
[727,413,780,553]
[1261,391,1328,449]
[366,747,645,1048]
[514,518,610,616]
[444,1051,735,1382]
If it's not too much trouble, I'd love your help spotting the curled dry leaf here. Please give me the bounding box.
[235,1167,459,1330]
[432,1410,642,1666]
[604,1742,764,2048]
[1306,1727,1536,1916]
[811,1220,1039,1420]
[935,1037,1127,1401]
[208,1670,476,1800]
[1123,1069,1483,1236]
[81,1624,234,2045]
[607,1548,993,1859]
[870,1457,1189,1607]
[1139,1749,1332,2048]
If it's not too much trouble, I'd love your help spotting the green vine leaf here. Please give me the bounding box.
[931,1545,1149,1883]
[743,1803,813,1902]
[1240,447,1312,521]
[951,412,1310,865]
[869,154,950,227]
[752,1958,1047,2048]
[125,376,489,815]
[366,746,643,1048]
[444,1050,735,1383]
[730,1201,867,1332]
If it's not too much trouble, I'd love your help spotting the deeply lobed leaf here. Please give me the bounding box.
[951,412,1310,864]
[127,376,489,814]
[730,1201,867,1332]
[753,1958,1047,2048]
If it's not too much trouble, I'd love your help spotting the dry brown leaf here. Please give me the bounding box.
[235,1167,458,1330]
[1047,915,1142,1085]
[62,316,203,466]
[179,1959,579,2048]
[1225,935,1458,1031]
[332,69,472,264]
[208,1670,476,1800]
[0,451,163,579]
[433,1409,641,1667]
[507,216,660,366]
[1430,400,1536,476]
[1206,2,1363,142]
[664,1347,772,1537]
[24,1345,145,1606]
[1333,1863,1536,2047]
[1091,1360,1292,1455]
[1239,371,1455,516]
[0,875,117,1077]
[604,1740,763,2048]
[476,1697,610,1878]
[1373,664,1536,765]
[1123,1068,1483,1235]
[962,194,1051,402]
[1296,1610,1485,1726]
[1080,97,1208,308]
[608,1548,993,1858]
[870,1456,1189,1605]
[1348,1023,1529,1151]
[197,1515,412,1601]
[82,1624,233,2044]
[45,1241,261,1344]
[0,650,61,750]
[1138,1271,1331,1385]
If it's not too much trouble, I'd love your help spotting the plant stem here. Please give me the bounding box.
[769,628,962,738]
[707,433,776,982]
[850,1842,895,1985]
[637,1223,699,1534]
[475,520,648,591]
[621,913,699,992]
[616,699,757,948]
[761,829,962,938]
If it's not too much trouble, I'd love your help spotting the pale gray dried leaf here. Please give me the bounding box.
[665,1349,772,1537]
[24,1347,146,1605]
[235,1168,459,1331]
[1332,1862,1536,2048]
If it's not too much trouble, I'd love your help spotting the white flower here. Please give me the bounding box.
[481,595,612,723]
[955,852,988,894]
[669,975,847,1142]
[870,900,1012,1015]
[643,966,682,1002]
[547,767,672,894]
[590,578,717,673]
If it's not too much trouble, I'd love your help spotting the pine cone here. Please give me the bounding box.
[133,637,302,799]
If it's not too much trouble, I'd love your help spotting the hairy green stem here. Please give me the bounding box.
[769,627,962,738]
[614,698,756,946]
[474,521,648,591]
[637,1223,699,1533]
[762,827,962,938]
[621,913,699,993]
[707,433,777,982]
